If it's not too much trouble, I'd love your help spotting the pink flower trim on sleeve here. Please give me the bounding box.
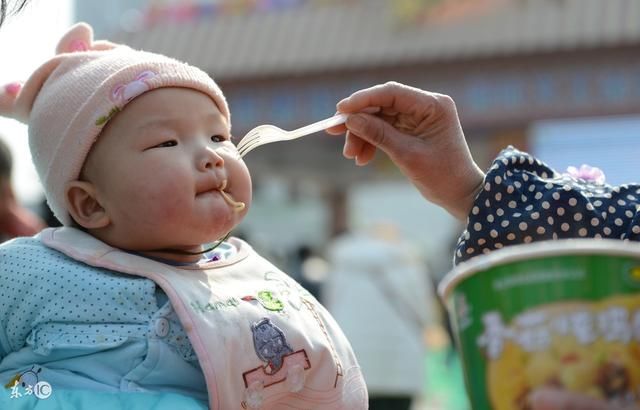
[565,164,606,185]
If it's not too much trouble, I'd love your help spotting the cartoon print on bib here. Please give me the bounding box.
[264,270,307,311]
[242,318,311,409]
[241,290,285,312]
[252,318,293,372]
[261,270,344,387]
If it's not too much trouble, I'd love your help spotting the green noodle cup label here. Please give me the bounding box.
[438,239,640,410]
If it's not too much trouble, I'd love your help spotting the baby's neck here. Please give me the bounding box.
[84,227,228,265]
[133,239,231,265]
[135,248,205,265]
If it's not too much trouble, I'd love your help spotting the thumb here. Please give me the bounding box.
[345,113,407,156]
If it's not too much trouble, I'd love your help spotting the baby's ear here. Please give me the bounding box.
[65,180,110,229]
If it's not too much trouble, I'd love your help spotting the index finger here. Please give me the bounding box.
[325,107,380,135]
[325,123,346,135]
[336,81,433,114]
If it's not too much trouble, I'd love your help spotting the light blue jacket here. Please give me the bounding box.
[0,236,207,409]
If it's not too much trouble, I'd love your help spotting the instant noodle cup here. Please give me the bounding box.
[438,239,640,410]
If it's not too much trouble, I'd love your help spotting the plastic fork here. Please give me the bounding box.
[236,113,348,157]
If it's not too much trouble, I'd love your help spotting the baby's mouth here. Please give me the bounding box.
[218,180,245,212]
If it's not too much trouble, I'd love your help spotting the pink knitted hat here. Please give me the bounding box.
[0,22,230,226]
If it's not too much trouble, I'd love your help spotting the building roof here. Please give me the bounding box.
[115,0,640,79]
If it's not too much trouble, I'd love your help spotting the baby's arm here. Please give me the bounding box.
[328,82,485,220]
[0,238,58,360]
[455,147,640,263]
[0,249,13,363]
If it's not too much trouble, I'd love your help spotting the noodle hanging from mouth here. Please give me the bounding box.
[219,180,245,212]
[135,181,244,257]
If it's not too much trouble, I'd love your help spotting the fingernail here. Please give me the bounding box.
[347,114,366,131]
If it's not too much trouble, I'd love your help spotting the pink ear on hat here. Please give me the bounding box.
[55,22,93,54]
[0,81,29,123]
[0,55,66,123]
[55,22,118,54]
[0,82,22,112]
[0,22,116,124]
[0,23,90,123]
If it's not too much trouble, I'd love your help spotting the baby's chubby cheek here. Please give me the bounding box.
[127,181,187,222]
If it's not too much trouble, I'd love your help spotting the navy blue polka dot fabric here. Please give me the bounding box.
[455,147,640,264]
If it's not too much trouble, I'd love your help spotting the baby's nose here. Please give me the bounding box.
[200,147,224,170]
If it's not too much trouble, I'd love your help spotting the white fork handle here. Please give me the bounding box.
[289,113,348,138]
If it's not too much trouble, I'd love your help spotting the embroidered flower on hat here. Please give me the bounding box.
[95,70,157,126]
[111,70,156,106]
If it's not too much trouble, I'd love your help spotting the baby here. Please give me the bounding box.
[0,23,367,409]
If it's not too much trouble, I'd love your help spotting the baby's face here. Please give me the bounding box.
[81,87,252,255]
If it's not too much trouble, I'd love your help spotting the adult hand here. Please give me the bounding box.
[327,81,484,220]
[528,388,640,410]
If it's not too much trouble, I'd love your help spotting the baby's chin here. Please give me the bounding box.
[195,226,237,244]
[201,213,246,237]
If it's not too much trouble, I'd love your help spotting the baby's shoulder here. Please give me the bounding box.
[0,236,62,264]
[0,236,112,282]
[1,236,81,266]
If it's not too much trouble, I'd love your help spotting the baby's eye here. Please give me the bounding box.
[211,135,228,143]
[154,140,177,148]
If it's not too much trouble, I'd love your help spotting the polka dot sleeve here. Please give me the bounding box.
[455,146,640,264]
